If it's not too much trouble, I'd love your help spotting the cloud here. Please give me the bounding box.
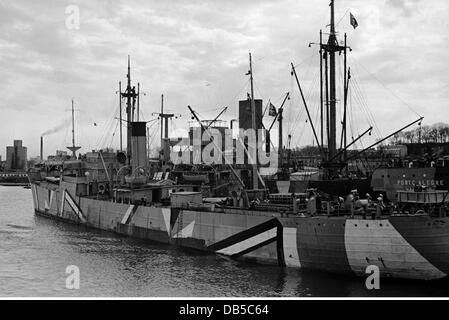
[0,0,448,158]
[386,0,421,17]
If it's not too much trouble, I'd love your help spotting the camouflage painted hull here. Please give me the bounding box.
[31,182,449,280]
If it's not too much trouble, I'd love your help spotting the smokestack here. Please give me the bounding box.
[40,136,43,161]
[131,122,148,169]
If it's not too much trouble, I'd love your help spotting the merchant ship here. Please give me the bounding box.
[28,1,449,281]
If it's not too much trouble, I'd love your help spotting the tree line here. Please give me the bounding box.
[391,123,449,144]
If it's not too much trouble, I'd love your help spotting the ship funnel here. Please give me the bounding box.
[40,136,43,161]
[238,99,263,165]
[131,122,148,169]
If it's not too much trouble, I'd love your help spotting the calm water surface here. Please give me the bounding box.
[1,186,449,297]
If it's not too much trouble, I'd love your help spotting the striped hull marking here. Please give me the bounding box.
[207,219,284,264]
[60,190,65,215]
[44,190,55,211]
[161,208,171,235]
[344,219,446,280]
[283,227,301,268]
[44,189,50,210]
[31,184,39,210]
[389,216,449,277]
[173,220,196,239]
[64,190,87,223]
[295,218,353,274]
[121,205,137,224]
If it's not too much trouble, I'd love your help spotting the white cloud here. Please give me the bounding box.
[0,0,448,158]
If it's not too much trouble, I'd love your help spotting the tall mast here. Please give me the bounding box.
[67,98,80,158]
[147,126,150,160]
[324,51,330,158]
[120,55,138,165]
[71,99,75,149]
[316,0,346,175]
[126,56,132,163]
[119,81,122,152]
[156,94,175,162]
[278,107,283,168]
[160,94,164,149]
[328,0,337,161]
[137,82,140,121]
[319,29,324,148]
[342,33,348,162]
[249,52,258,189]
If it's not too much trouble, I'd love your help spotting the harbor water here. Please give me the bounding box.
[1,186,449,297]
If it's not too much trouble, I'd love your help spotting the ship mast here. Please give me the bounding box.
[328,0,338,164]
[320,0,347,177]
[155,94,175,163]
[120,56,138,165]
[67,98,81,158]
[118,81,122,152]
[249,52,258,190]
[161,94,164,148]
[71,99,75,150]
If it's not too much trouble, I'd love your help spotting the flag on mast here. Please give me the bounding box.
[268,103,277,116]
[350,12,358,29]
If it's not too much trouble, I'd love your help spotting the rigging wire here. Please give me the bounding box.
[292,52,317,70]
[107,120,120,149]
[335,8,350,27]
[147,124,160,150]
[289,65,320,147]
[300,70,321,146]
[337,56,345,146]
[286,55,317,136]
[348,86,356,143]
[253,79,266,104]
[222,78,251,117]
[350,74,383,141]
[350,55,422,118]
[95,102,119,149]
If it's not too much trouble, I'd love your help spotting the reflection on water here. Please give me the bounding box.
[1,186,449,297]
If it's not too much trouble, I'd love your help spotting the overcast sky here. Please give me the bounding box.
[0,0,448,159]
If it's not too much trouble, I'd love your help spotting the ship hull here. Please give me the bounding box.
[31,182,449,281]
[372,166,449,200]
